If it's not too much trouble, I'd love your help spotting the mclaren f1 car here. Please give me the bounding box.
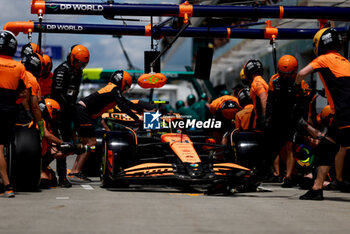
[99,111,256,194]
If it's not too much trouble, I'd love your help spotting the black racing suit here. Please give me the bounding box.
[51,61,82,180]
[260,74,309,176]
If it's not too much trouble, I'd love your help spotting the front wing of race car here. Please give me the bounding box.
[105,161,250,187]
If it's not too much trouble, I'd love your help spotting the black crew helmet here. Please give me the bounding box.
[244,59,264,81]
[0,30,17,57]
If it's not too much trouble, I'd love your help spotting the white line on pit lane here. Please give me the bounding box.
[81,185,94,190]
[56,197,70,200]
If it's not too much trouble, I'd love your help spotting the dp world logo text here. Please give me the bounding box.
[143,111,161,129]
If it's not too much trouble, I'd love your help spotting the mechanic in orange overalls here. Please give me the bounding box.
[39,98,74,188]
[19,52,45,135]
[243,59,268,130]
[235,87,255,131]
[209,94,241,144]
[0,31,29,197]
[297,28,350,200]
[38,54,53,98]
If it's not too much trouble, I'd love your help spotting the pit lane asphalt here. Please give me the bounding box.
[1,158,350,234]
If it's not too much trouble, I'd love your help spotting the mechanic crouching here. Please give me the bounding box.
[39,99,73,188]
[70,70,143,183]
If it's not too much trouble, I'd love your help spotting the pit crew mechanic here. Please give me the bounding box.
[296,27,350,200]
[39,98,74,188]
[38,54,53,99]
[265,55,310,187]
[19,52,44,127]
[235,87,255,131]
[0,31,30,197]
[51,44,90,187]
[71,70,146,182]
[243,59,269,130]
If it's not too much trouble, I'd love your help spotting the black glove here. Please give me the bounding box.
[59,142,75,153]
[297,118,309,129]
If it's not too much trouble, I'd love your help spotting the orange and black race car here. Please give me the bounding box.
[99,112,256,194]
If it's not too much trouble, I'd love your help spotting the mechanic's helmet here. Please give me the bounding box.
[42,54,52,78]
[294,144,315,169]
[278,55,298,79]
[313,27,342,56]
[20,42,43,58]
[0,30,17,57]
[40,98,61,120]
[221,100,240,120]
[219,90,230,97]
[200,93,208,101]
[21,52,44,78]
[316,105,334,127]
[187,94,196,106]
[175,100,185,110]
[237,87,252,108]
[244,59,264,81]
[67,44,90,71]
[110,70,133,92]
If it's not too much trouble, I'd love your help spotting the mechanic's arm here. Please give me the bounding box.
[29,94,45,137]
[114,91,140,121]
[258,90,267,117]
[101,118,111,131]
[122,97,144,114]
[30,95,43,122]
[19,89,34,121]
[296,65,314,85]
[44,127,63,145]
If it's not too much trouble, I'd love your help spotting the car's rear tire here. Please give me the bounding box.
[8,127,41,191]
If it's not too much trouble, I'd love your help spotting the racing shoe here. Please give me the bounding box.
[0,185,15,198]
[68,172,92,183]
[281,177,296,188]
[340,180,350,193]
[299,189,324,200]
[58,177,72,188]
[324,179,342,191]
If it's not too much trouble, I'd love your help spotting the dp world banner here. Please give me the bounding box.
[14,44,63,60]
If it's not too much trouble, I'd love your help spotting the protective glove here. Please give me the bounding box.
[37,119,45,138]
[297,118,309,129]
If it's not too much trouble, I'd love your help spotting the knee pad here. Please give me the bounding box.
[315,137,339,166]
